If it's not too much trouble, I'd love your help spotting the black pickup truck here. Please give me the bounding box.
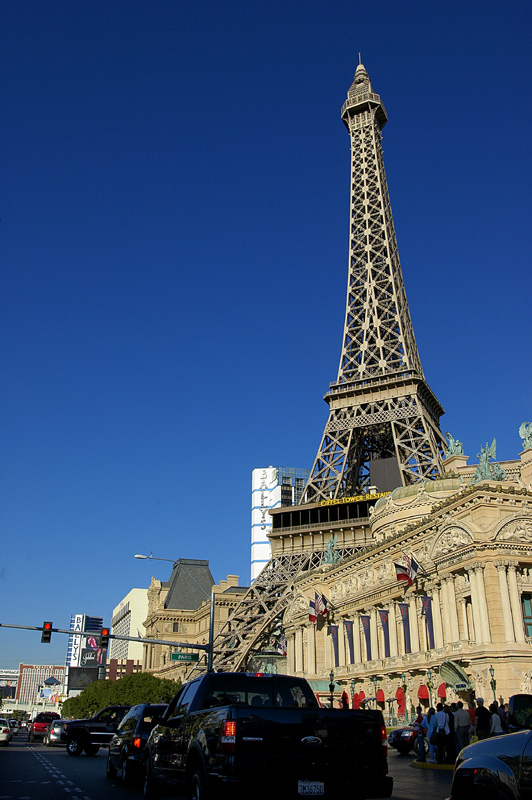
[143,671,392,799]
[62,705,130,755]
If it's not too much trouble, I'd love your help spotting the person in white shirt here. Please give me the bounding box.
[490,703,503,736]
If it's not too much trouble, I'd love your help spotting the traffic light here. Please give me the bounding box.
[41,621,53,643]
[100,627,110,648]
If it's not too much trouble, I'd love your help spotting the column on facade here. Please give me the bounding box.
[447,576,460,642]
[370,609,379,660]
[294,627,304,673]
[286,633,295,674]
[409,598,420,653]
[474,565,492,643]
[432,587,444,648]
[497,562,516,642]
[440,579,452,644]
[468,568,482,643]
[459,599,470,641]
[507,564,526,642]
[307,624,317,674]
[389,602,399,657]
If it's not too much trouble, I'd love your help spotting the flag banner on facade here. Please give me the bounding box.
[394,554,419,587]
[315,592,329,617]
[361,615,371,661]
[309,597,316,623]
[378,609,390,658]
[277,634,287,655]
[398,603,411,654]
[329,624,339,667]
[343,619,355,664]
[421,596,435,649]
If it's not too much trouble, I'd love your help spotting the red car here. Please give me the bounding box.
[28,712,61,742]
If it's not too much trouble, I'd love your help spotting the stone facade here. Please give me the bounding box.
[281,447,532,715]
[143,573,246,683]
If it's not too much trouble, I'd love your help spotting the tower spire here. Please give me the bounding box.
[302,63,445,502]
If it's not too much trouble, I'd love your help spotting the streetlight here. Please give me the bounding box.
[135,553,215,672]
[329,670,335,708]
[350,678,356,708]
[426,668,433,708]
[489,665,497,702]
[371,675,378,708]
[400,672,407,722]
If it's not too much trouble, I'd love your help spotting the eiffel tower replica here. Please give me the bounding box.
[200,60,445,675]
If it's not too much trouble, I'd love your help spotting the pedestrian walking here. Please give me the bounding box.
[424,707,437,763]
[413,706,426,762]
[443,704,456,763]
[490,703,503,736]
[474,698,491,741]
[454,701,471,752]
[433,703,450,763]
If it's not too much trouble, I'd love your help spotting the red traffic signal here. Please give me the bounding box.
[100,627,110,648]
[41,621,53,643]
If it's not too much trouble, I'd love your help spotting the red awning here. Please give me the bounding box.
[358,690,366,700]
[352,692,360,709]
[418,685,429,700]
[437,682,447,698]
[395,686,405,712]
[376,689,385,702]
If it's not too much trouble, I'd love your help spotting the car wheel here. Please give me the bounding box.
[143,759,162,800]
[84,744,99,756]
[28,733,34,743]
[66,736,84,756]
[188,767,208,800]
[106,752,118,779]
[121,756,133,787]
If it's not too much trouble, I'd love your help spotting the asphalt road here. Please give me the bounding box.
[1,732,453,799]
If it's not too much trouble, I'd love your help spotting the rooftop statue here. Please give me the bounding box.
[322,534,342,565]
[472,438,507,484]
[445,431,464,457]
[519,421,532,451]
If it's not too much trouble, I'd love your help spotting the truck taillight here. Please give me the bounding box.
[381,724,388,756]
[220,719,237,754]
[133,737,141,749]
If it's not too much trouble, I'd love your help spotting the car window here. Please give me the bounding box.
[119,706,141,733]
[174,680,201,715]
[199,677,317,710]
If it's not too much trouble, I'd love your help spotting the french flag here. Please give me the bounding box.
[309,597,317,623]
[394,556,419,587]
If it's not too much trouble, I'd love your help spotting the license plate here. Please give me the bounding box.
[298,780,324,795]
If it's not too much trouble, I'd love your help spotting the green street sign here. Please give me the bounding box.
[170,652,199,662]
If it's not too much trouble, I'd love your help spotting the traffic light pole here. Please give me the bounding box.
[0,622,211,652]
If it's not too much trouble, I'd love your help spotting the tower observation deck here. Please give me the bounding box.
[203,62,446,674]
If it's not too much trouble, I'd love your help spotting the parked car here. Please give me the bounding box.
[106,703,168,786]
[62,706,130,756]
[43,719,67,746]
[28,712,61,742]
[388,725,429,756]
[143,671,393,800]
[449,694,532,800]
[0,718,12,746]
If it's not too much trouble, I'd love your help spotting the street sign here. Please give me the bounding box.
[170,652,199,662]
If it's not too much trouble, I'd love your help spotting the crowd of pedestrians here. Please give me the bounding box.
[412,696,509,764]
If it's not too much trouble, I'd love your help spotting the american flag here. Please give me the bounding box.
[277,635,287,655]
[315,592,329,617]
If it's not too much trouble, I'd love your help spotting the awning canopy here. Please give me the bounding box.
[418,685,429,700]
[376,689,385,702]
[437,682,447,698]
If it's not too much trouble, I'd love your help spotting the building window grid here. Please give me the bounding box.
[523,594,532,637]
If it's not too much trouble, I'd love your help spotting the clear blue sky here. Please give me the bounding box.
[2,1,531,669]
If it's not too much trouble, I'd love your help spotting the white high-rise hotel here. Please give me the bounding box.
[251,466,309,581]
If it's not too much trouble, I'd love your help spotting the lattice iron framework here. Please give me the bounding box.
[303,62,445,503]
[202,62,446,673]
